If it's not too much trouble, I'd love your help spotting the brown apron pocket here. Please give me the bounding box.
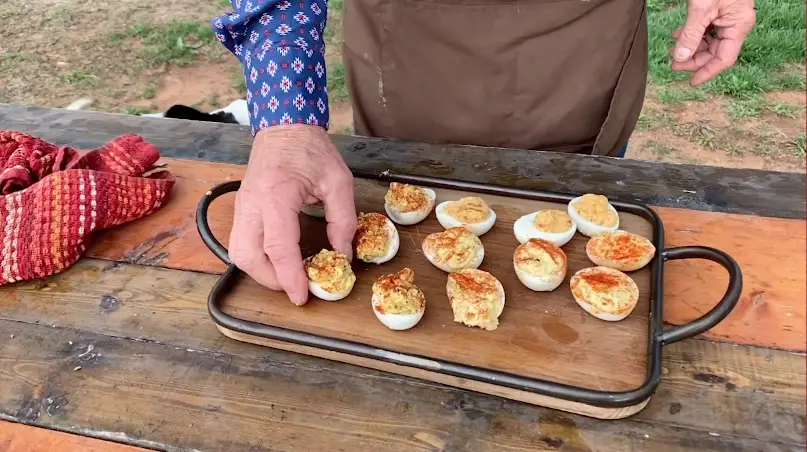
[380,0,521,149]
[344,0,646,154]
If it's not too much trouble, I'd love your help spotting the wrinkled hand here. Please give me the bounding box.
[229,125,356,305]
[671,0,756,86]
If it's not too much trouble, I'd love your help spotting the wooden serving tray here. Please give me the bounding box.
[197,171,742,420]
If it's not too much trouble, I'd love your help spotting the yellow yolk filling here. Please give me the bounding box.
[514,240,565,276]
[304,249,356,294]
[423,227,482,270]
[447,270,502,331]
[372,268,425,315]
[385,183,430,213]
[445,197,490,223]
[572,270,636,314]
[354,213,391,261]
[573,194,618,227]
[533,210,573,233]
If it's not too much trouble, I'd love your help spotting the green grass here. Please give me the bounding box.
[655,85,707,107]
[141,85,157,99]
[725,143,745,157]
[0,52,25,71]
[231,70,247,94]
[208,94,221,108]
[646,140,675,158]
[327,62,349,103]
[673,120,719,148]
[217,0,231,8]
[122,106,151,115]
[117,21,216,67]
[725,95,766,119]
[324,0,344,51]
[59,70,99,87]
[767,103,801,118]
[788,134,806,157]
[647,0,806,96]
[636,107,677,131]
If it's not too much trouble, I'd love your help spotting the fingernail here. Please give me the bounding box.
[674,47,692,61]
[292,293,307,306]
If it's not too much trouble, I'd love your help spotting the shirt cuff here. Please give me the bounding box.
[211,1,329,136]
[244,46,329,136]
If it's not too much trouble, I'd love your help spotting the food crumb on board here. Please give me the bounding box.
[644,434,649,439]
[709,432,720,437]
[74,366,82,371]
[9,334,13,339]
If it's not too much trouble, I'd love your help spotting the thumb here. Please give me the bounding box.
[674,4,712,61]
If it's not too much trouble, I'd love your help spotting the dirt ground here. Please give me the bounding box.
[1,0,804,173]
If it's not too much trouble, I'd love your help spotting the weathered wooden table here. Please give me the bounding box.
[0,105,805,452]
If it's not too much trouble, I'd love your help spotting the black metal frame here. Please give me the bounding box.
[196,169,743,408]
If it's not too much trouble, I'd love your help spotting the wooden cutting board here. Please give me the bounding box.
[214,177,654,419]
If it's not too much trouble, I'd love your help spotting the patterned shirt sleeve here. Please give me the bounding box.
[212,0,329,136]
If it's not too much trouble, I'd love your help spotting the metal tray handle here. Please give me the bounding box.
[658,246,743,345]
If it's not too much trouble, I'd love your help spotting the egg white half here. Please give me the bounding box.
[422,241,485,273]
[513,211,577,247]
[384,188,436,226]
[569,267,638,321]
[514,265,565,292]
[567,196,619,238]
[435,200,496,236]
[573,294,636,322]
[360,217,400,265]
[308,279,354,301]
[371,294,425,331]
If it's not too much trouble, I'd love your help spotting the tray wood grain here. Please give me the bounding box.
[219,178,654,396]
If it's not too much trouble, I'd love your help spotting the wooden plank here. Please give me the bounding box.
[0,318,803,452]
[85,158,807,351]
[0,421,150,452]
[0,104,804,219]
[0,259,804,446]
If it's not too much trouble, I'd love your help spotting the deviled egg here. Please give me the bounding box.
[567,194,619,237]
[353,212,400,264]
[569,266,639,321]
[446,268,505,331]
[435,196,496,236]
[301,201,326,218]
[303,249,356,301]
[421,226,484,273]
[513,238,567,292]
[513,209,577,247]
[371,268,426,331]
[383,182,436,225]
[586,230,656,272]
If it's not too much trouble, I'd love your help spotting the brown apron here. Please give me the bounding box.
[342,0,647,156]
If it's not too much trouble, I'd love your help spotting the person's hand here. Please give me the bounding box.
[671,0,756,86]
[229,124,356,305]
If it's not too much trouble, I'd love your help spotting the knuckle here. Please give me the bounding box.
[263,240,293,262]
[229,249,256,270]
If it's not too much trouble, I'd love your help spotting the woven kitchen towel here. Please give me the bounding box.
[0,131,175,285]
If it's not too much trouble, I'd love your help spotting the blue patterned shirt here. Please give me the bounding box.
[212,0,329,136]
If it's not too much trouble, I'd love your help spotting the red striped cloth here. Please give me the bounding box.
[0,131,175,285]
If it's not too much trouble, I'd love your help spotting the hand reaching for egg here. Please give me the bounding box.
[229,125,357,305]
